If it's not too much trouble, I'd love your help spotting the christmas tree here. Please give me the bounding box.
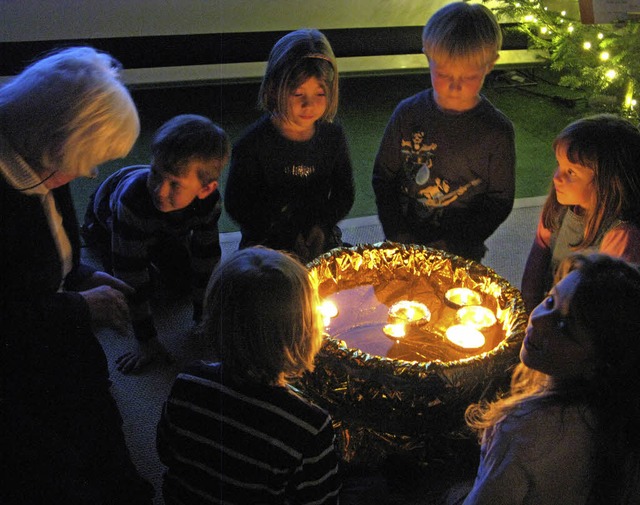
[488,0,639,119]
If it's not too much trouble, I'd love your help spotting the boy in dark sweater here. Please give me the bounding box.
[373,2,516,261]
[83,114,230,373]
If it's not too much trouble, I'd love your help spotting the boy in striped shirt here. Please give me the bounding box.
[83,114,230,374]
[157,247,341,504]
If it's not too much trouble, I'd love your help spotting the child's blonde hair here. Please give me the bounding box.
[202,247,323,385]
[0,46,139,178]
[151,114,230,186]
[422,2,502,67]
[542,114,640,248]
[259,29,339,122]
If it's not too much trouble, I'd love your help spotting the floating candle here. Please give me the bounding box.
[383,323,406,339]
[388,300,431,325]
[318,300,339,326]
[444,287,483,308]
[455,305,497,329]
[446,324,486,349]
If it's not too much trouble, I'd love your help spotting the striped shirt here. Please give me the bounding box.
[157,361,341,504]
[91,166,222,340]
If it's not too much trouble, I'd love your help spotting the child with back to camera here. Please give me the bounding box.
[83,114,230,374]
[455,253,640,504]
[520,113,640,312]
[156,247,341,504]
[372,2,516,262]
[224,28,355,263]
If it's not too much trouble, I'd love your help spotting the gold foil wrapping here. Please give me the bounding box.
[296,242,527,465]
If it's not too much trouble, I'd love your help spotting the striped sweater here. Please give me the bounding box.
[89,165,222,341]
[157,361,341,504]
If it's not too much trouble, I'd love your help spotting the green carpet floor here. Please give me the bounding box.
[74,69,589,233]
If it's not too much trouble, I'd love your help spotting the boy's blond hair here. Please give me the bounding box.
[422,2,502,66]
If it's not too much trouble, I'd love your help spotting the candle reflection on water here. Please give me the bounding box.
[317,280,500,359]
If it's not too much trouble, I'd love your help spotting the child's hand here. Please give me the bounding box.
[294,233,311,263]
[426,239,448,252]
[391,231,412,244]
[305,225,326,259]
[116,337,173,374]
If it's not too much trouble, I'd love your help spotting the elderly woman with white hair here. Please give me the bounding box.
[0,47,153,504]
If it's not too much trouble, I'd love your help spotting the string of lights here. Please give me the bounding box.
[487,0,639,119]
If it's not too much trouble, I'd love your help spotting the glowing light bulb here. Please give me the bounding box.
[624,88,635,109]
[605,69,617,80]
[597,33,604,39]
[561,10,567,16]
[600,51,610,61]
[540,26,549,35]
[583,41,592,50]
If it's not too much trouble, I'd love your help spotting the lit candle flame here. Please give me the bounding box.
[383,323,406,339]
[455,306,496,329]
[318,300,338,327]
[445,288,483,308]
[388,300,431,324]
[446,325,486,349]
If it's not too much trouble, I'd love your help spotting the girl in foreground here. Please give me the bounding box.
[157,247,341,504]
[461,253,640,504]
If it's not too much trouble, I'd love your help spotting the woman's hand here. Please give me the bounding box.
[78,271,134,334]
[76,271,135,294]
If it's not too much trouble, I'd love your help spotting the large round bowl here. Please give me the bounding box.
[296,242,527,465]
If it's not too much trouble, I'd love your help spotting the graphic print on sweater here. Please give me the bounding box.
[400,130,480,223]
